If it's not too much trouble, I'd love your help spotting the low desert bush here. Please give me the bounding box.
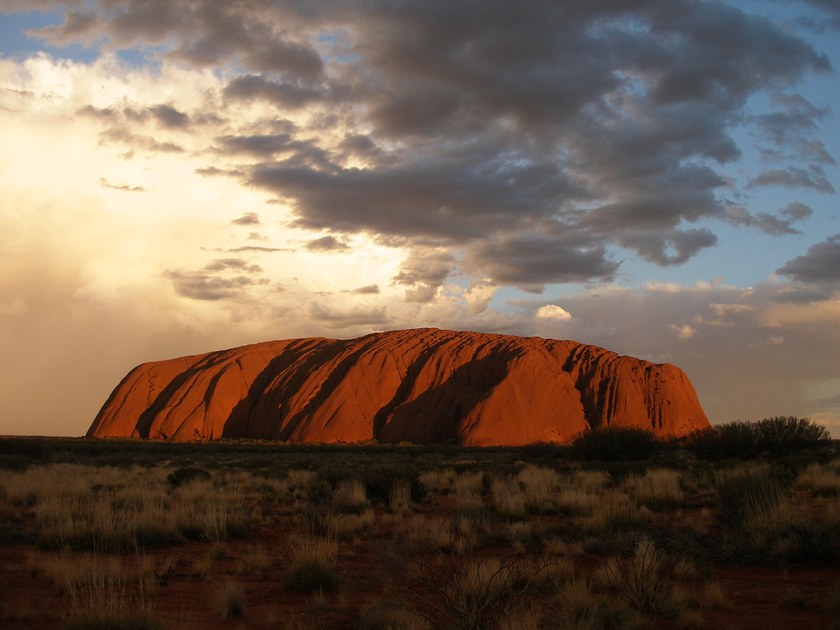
[570,427,660,462]
[599,537,692,616]
[404,551,555,629]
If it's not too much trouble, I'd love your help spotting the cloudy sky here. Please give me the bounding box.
[1,0,839,437]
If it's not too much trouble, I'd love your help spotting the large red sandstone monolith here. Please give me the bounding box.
[87,328,709,445]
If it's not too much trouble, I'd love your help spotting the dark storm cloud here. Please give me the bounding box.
[98,178,145,192]
[79,103,190,130]
[29,11,103,45]
[226,246,291,253]
[618,228,718,266]
[805,0,840,29]
[222,75,328,109]
[748,168,835,193]
[150,104,190,129]
[725,203,812,237]
[30,1,324,78]
[27,0,836,293]
[392,249,455,302]
[164,258,265,301]
[306,235,348,252]
[231,212,260,226]
[467,235,618,290]
[251,149,579,242]
[780,202,813,222]
[217,133,295,157]
[753,94,835,170]
[98,127,184,153]
[777,234,840,283]
[307,301,387,329]
[349,284,380,295]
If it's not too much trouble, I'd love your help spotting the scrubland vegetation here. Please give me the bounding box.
[0,416,838,629]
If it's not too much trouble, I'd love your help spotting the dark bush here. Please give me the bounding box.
[684,417,830,459]
[569,427,659,461]
[283,560,340,593]
[166,467,211,488]
[361,465,427,505]
[756,416,831,454]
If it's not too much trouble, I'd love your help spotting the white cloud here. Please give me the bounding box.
[670,324,697,340]
[535,304,573,320]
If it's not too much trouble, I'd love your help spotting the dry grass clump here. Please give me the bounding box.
[331,479,369,513]
[405,515,477,553]
[453,471,486,515]
[490,475,529,520]
[389,479,414,513]
[236,543,274,575]
[702,580,732,609]
[545,536,585,558]
[551,577,609,630]
[358,598,433,630]
[622,468,684,508]
[796,463,840,496]
[284,536,340,593]
[216,578,245,618]
[419,468,458,495]
[578,490,645,533]
[716,464,804,539]
[574,469,612,491]
[51,552,160,630]
[326,509,376,541]
[39,551,154,596]
[516,465,564,513]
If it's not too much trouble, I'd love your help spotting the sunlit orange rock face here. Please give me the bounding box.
[88,328,709,445]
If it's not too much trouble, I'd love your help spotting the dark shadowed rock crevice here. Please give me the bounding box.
[87,328,710,445]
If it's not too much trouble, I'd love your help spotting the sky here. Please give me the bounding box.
[1,0,839,438]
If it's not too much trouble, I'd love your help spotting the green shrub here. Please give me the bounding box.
[570,427,659,462]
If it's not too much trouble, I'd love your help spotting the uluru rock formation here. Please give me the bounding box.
[88,328,709,446]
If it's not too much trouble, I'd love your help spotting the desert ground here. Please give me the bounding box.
[1,427,839,629]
